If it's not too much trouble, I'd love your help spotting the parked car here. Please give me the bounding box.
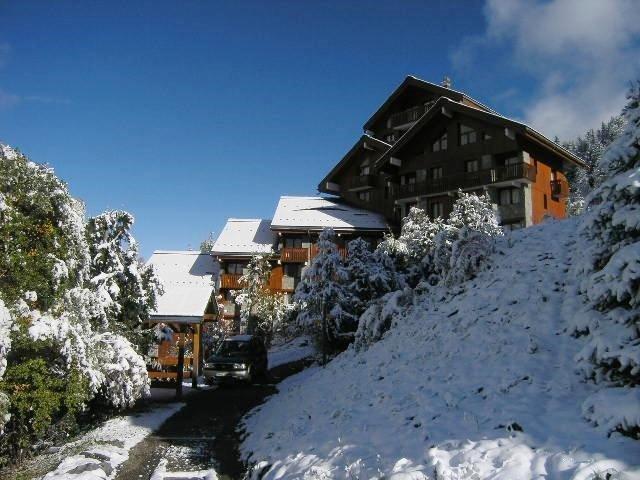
[203,335,268,384]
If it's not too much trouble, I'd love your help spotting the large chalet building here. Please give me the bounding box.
[318,76,584,230]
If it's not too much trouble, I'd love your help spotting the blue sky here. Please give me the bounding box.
[1,0,639,258]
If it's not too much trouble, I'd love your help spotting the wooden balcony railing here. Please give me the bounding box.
[396,162,536,199]
[220,273,242,289]
[281,246,348,263]
[550,179,569,199]
[388,103,434,128]
[348,174,378,191]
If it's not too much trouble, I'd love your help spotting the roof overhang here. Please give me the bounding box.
[374,97,586,171]
[149,315,204,325]
[363,75,493,132]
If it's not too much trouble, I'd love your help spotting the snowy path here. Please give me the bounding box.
[112,359,312,480]
[241,219,640,479]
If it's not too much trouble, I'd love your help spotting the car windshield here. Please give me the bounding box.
[214,340,251,357]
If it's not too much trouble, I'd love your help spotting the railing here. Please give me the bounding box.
[347,174,377,190]
[395,163,536,199]
[220,273,242,289]
[281,246,348,263]
[281,248,309,263]
[550,179,569,199]
[389,103,433,128]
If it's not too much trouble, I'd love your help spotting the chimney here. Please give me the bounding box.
[441,76,452,89]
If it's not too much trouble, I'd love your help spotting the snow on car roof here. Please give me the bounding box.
[211,218,276,256]
[147,250,217,319]
[271,196,389,232]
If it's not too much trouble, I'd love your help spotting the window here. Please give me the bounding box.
[359,159,370,176]
[284,263,302,279]
[431,202,444,218]
[460,124,477,145]
[543,194,548,209]
[483,132,492,141]
[226,263,245,275]
[385,134,396,143]
[465,159,479,173]
[499,187,520,205]
[284,238,303,249]
[402,172,417,185]
[505,157,520,166]
[357,190,371,202]
[431,167,443,180]
[417,169,427,182]
[432,132,448,152]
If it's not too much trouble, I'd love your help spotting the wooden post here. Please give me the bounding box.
[176,330,185,400]
[192,324,200,389]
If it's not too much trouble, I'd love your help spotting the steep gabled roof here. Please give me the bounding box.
[363,75,494,132]
[318,134,390,192]
[148,251,218,322]
[271,196,389,232]
[375,97,585,170]
[211,218,276,257]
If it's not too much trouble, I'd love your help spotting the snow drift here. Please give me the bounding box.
[240,218,640,479]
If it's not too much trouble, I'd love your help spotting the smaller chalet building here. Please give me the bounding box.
[211,196,390,334]
[319,75,585,230]
[147,251,219,380]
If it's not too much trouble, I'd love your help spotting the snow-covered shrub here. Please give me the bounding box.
[294,229,351,354]
[343,238,398,320]
[353,288,413,351]
[91,333,150,408]
[573,82,640,436]
[431,191,502,285]
[0,300,12,433]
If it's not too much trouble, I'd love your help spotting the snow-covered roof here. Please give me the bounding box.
[211,218,276,257]
[147,251,217,322]
[271,196,389,232]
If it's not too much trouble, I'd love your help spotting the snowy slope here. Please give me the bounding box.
[241,218,640,480]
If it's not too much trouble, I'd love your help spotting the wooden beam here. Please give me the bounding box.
[192,325,200,389]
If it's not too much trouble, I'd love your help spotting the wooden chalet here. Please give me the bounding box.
[146,251,219,381]
[319,75,585,230]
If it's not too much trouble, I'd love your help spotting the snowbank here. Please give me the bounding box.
[42,402,184,479]
[241,219,640,479]
[268,336,315,369]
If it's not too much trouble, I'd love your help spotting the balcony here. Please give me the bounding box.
[281,248,309,263]
[550,179,569,199]
[220,273,242,289]
[388,103,433,128]
[347,174,377,191]
[281,246,348,263]
[395,162,536,199]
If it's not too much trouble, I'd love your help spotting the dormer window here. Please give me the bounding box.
[432,132,448,152]
[459,124,477,145]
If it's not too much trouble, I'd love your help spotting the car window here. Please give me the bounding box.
[214,340,251,358]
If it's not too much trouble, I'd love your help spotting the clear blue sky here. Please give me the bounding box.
[1,1,638,258]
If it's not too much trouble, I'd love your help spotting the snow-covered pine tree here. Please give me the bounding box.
[343,238,398,320]
[576,82,640,400]
[565,115,625,215]
[293,228,350,355]
[86,210,162,349]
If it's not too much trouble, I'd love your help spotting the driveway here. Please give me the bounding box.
[114,359,311,480]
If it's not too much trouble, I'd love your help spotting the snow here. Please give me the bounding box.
[271,196,389,232]
[42,402,184,479]
[150,458,218,480]
[148,251,218,319]
[211,218,275,256]
[268,336,315,368]
[241,218,640,479]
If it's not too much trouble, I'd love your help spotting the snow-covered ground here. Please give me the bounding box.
[150,458,218,480]
[241,219,640,479]
[41,402,184,479]
[268,335,316,369]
